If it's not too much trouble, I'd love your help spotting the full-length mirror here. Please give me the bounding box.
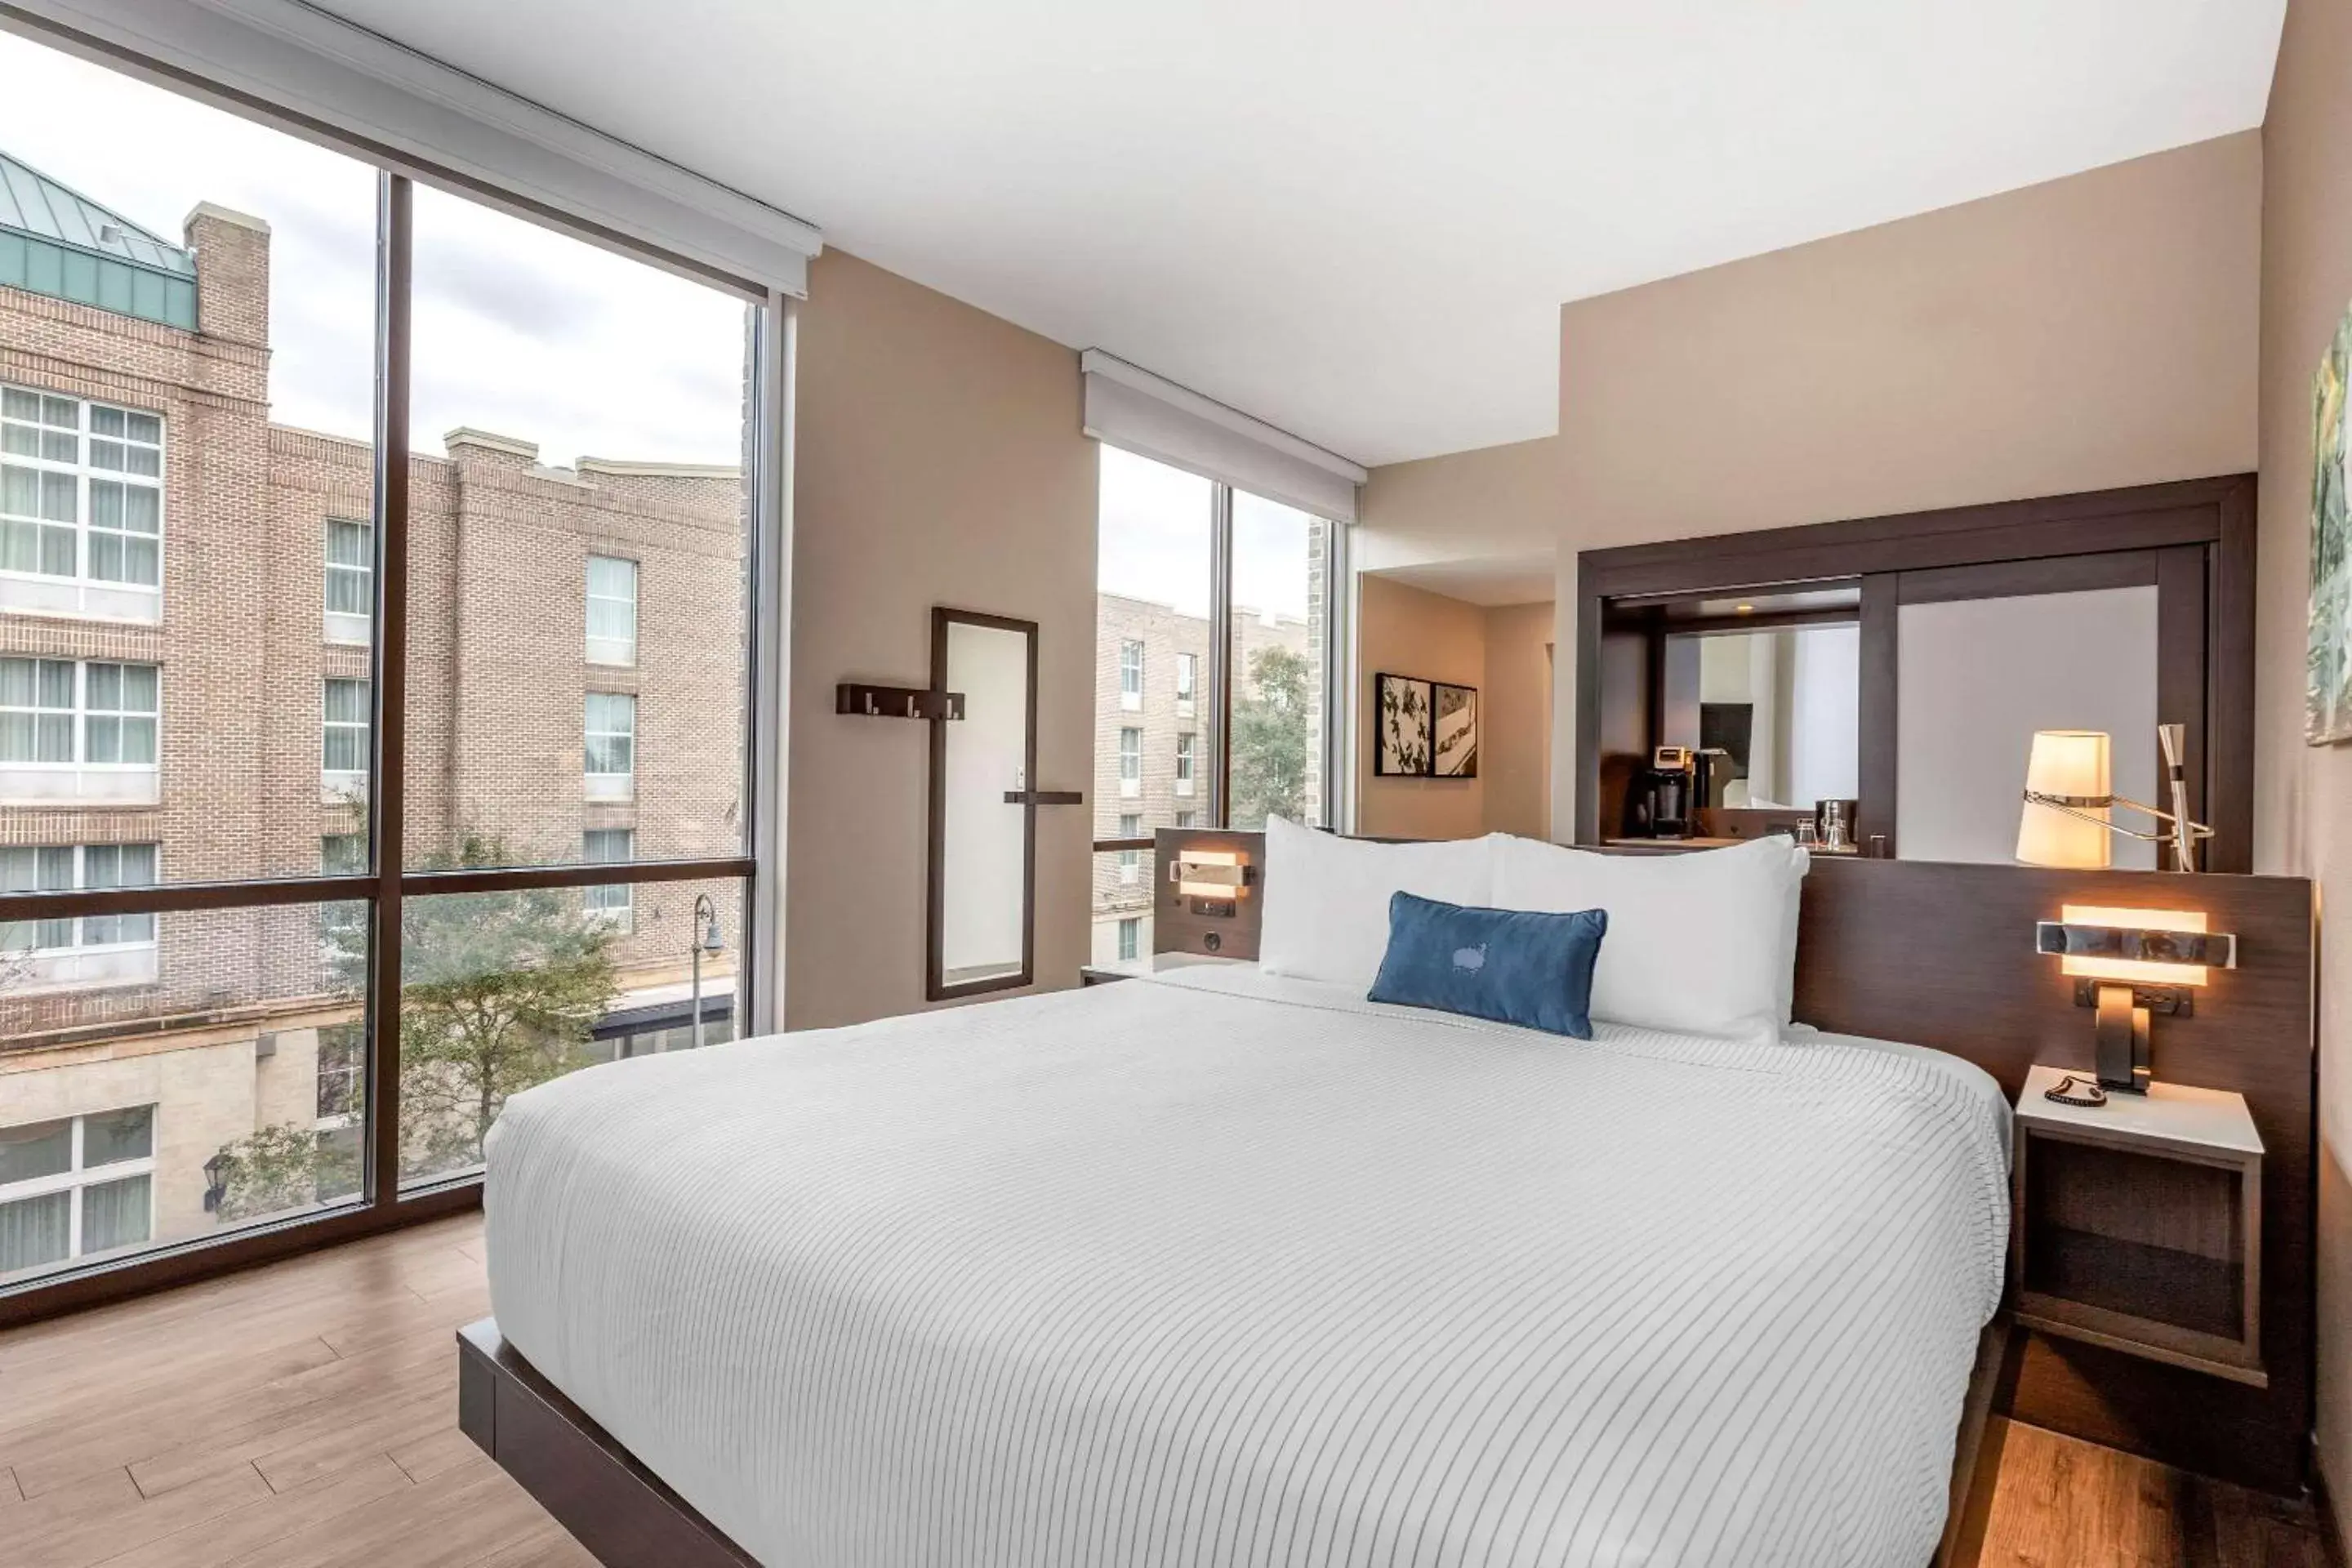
[929,609,1038,999]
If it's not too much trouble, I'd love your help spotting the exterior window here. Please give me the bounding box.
[0,1106,157,1278]
[584,828,634,930]
[585,693,636,800]
[1176,651,1196,710]
[1119,639,1143,709]
[1117,917,1139,962]
[0,386,163,622]
[1174,733,1197,795]
[1118,812,1140,884]
[315,1023,363,1121]
[321,678,369,789]
[586,555,639,666]
[323,518,372,644]
[0,843,158,990]
[320,834,366,943]
[1176,810,1196,828]
[0,657,159,805]
[1118,727,1142,796]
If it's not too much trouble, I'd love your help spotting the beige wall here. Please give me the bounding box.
[1479,602,1552,839]
[2257,0,2352,1502]
[1359,131,2263,837]
[1356,573,1486,840]
[786,250,1098,1029]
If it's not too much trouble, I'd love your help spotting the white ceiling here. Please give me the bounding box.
[1372,554,1559,608]
[315,0,2285,468]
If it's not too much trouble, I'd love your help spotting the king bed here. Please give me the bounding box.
[459,826,2318,1566]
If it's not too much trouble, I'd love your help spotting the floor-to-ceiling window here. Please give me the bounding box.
[1090,449,1338,962]
[0,26,768,1313]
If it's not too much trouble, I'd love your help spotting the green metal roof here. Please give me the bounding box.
[0,152,197,330]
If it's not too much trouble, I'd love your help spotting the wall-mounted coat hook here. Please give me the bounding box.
[836,683,964,721]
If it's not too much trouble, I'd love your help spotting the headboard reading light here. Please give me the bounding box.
[2034,905,2238,1096]
[1171,849,1254,916]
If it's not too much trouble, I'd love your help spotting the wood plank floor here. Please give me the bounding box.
[0,1213,2332,1567]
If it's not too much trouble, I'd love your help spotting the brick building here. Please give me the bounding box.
[0,156,744,1281]
[1089,588,1316,963]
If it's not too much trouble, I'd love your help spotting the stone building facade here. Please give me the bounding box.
[0,163,744,1281]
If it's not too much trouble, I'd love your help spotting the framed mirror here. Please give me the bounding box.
[928,608,1039,1000]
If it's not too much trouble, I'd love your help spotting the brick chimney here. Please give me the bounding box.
[182,202,270,349]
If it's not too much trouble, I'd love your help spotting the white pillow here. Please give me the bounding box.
[1489,834,1808,1043]
[1258,817,1496,991]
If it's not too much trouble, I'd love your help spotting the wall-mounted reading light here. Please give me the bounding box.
[1170,848,1254,917]
[2035,904,2238,1095]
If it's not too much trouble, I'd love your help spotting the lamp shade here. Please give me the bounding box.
[2016,729,2113,868]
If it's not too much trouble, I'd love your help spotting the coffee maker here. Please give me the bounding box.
[1628,746,1703,839]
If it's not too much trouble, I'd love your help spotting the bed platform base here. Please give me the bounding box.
[457,1315,2010,1568]
[457,1319,755,1567]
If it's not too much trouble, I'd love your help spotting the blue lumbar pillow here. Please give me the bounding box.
[1367,890,1607,1038]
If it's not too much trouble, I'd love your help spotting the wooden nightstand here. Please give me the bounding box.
[2011,1064,2265,1388]
[1080,952,1250,986]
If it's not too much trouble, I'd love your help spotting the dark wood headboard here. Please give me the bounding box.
[1150,830,2317,1490]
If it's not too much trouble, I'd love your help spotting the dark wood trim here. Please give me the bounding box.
[2157,542,2211,871]
[1933,1317,2013,1568]
[400,858,756,896]
[1579,474,2249,598]
[1091,836,1155,853]
[1896,549,2158,604]
[926,607,1040,1003]
[1659,606,1859,636]
[0,1178,479,1330]
[1858,572,1899,851]
[2209,478,2259,873]
[0,874,374,922]
[1208,483,1234,823]
[459,1320,758,1567]
[368,169,413,1219]
[1573,475,2257,870]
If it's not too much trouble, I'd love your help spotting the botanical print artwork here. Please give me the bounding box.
[1377,674,1432,775]
[1432,683,1478,777]
[2311,301,2352,744]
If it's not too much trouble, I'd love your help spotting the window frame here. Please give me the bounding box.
[321,676,371,786]
[584,691,638,797]
[585,553,639,667]
[1118,638,1143,709]
[1090,469,1340,871]
[582,827,635,930]
[0,656,161,782]
[323,516,374,644]
[0,1106,158,1280]
[0,842,159,959]
[0,386,166,619]
[0,140,778,1322]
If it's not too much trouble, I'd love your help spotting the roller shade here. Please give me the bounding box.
[4,0,822,297]
[1081,350,1365,523]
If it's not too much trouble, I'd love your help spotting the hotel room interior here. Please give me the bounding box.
[2,1,2350,1565]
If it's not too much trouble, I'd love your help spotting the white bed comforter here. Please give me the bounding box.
[484,967,2009,1568]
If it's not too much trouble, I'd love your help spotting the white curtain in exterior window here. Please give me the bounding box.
[584,827,633,923]
[1118,728,1141,781]
[322,679,369,772]
[0,1192,69,1274]
[0,1107,158,1279]
[80,1174,150,1253]
[80,844,157,946]
[324,518,372,615]
[586,555,638,666]
[83,662,158,764]
[0,390,162,586]
[0,657,73,762]
[585,693,636,777]
[1120,640,1143,696]
[1176,653,1196,703]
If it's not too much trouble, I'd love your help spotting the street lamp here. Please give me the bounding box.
[690,893,724,1049]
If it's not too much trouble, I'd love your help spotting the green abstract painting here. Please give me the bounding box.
[2310,303,2352,743]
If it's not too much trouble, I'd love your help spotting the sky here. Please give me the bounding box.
[0,30,747,467]
[1097,448,1316,622]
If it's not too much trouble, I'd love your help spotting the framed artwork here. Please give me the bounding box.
[1375,673,1432,776]
[2311,300,2352,744]
[1432,682,1478,777]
